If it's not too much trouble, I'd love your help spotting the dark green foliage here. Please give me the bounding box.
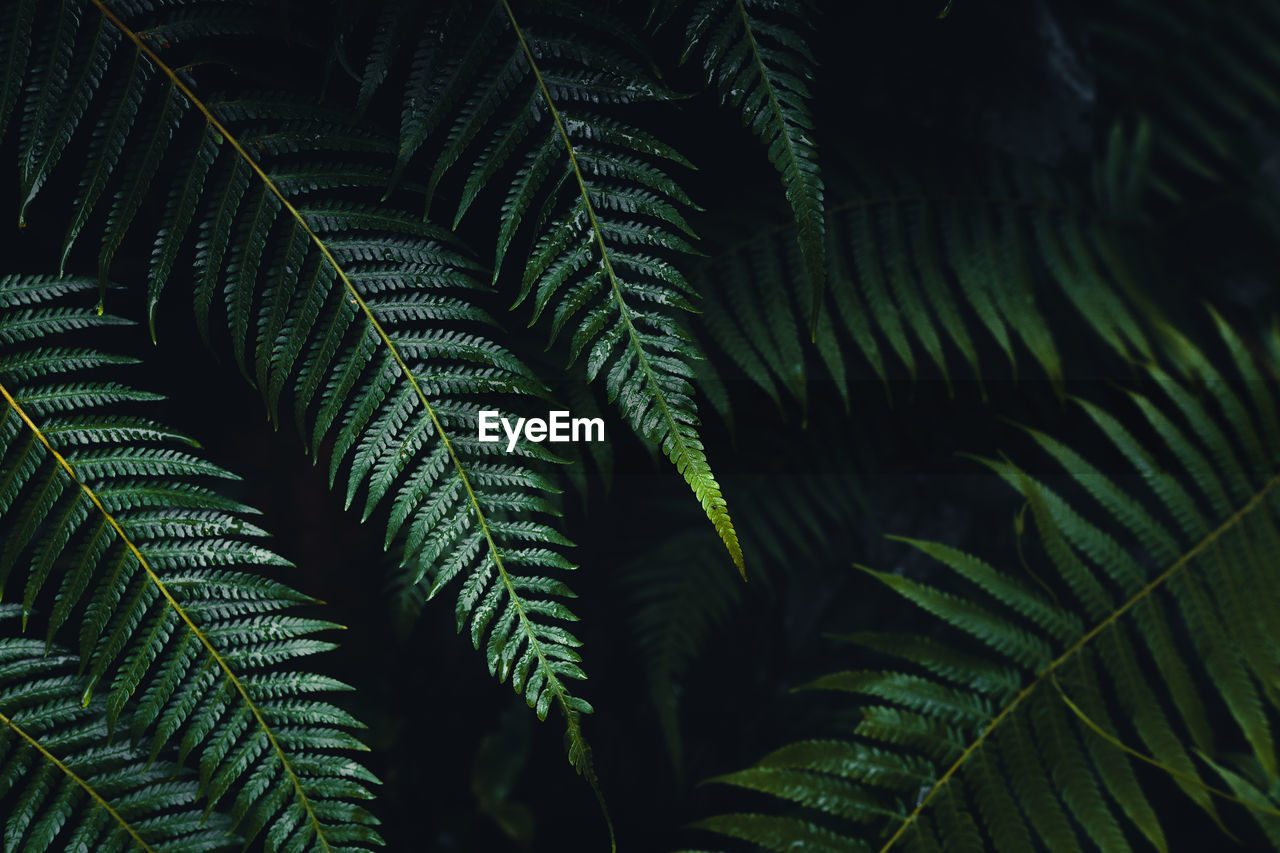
[692,315,1280,851]
[694,137,1158,418]
[349,0,744,575]
[1087,1,1280,198]
[0,611,236,852]
[6,0,1280,849]
[622,469,859,785]
[4,0,602,787]
[0,275,379,851]
[671,0,826,334]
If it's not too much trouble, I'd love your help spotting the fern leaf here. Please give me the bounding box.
[503,1,742,574]
[100,78,184,288]
[695,149,1157,419]
[0,275,381,851]
[0,0,36,141]
[17,2,116,226]
[693,312,1280,851]
[351,0,741,576]
[59,45,151,277]
[5,0,610,804]
[0,619,238,852]
[78,2,605,802]
[675,0,826,333]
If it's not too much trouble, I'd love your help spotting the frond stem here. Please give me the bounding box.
[0,374,331,850]
[0,707,155,852]
[879,470,1280,852]
[88,2,601,840]
[503,0,742,585]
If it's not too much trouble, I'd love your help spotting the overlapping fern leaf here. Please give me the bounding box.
[692,312,1280,851]
[4,0,604,788]
[695,134,1158,419]
[349,0,743,575]
[0,608,237,852]
[663,0,826,334]
[0,275,379,851]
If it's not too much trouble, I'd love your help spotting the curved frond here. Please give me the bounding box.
[691,313,1280,851]
[4,0,607,796]
[0,275,380,851]
[351,0,743,576]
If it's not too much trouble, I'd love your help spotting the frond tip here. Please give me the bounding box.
[349,0,743,575]
[680,0,826,335]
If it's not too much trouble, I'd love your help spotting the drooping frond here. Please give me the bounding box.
[5,0,606,794]
[691,312,1280,851]
[669,0,826,334]
[0,275,380,851]
[0,610,235,852]
[350,0,743,576]
[695,135,1158,419]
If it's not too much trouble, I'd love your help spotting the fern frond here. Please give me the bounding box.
[0,612,237,852]
[696,146,1158,418]
[0,275,380,851]
[674,0,826,334]
[692,313,1280,851]
[6,0,608,797]
[353,0,743,576]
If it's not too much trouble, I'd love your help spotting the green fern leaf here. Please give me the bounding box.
[0,275,382,851]
[352,0,742,576]
[5,0,609,802]
[0,618,239,852]
[695,148,1158,419]
[673,0,826,333]
[0,0,36,142]
[692,312,1280,852]
[59,44,151,276]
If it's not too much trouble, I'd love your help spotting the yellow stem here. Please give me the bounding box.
[88,2,601,843]
[0,707,155,852]
[1050,674,1280,818]
[0,375,332,850]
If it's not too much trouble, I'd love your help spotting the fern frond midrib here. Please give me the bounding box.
[501,11,620,829]
[502,0,741,582]
[0,373,334,850]
[89,0,602,821]
[879,469,1280,853]
[0,706,154,852]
